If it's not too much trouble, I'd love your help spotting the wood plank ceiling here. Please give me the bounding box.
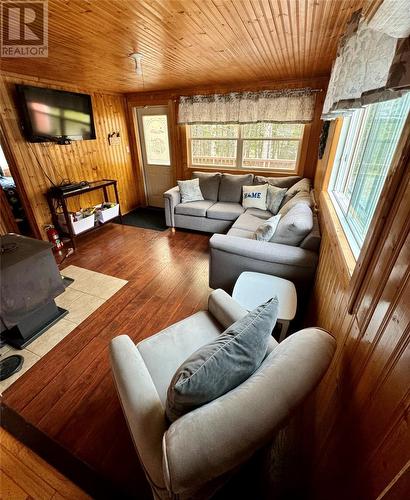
[1,0,365,93]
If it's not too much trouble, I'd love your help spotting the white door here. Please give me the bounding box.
[136,106,174,207]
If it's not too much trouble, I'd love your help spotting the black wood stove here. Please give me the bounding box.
[0,234,67,349]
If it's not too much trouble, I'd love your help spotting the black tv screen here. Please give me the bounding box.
[16,84,96,143]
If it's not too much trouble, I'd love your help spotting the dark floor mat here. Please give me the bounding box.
[114,207,168,231]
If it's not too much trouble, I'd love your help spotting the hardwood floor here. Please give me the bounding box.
[1,224,211,498]
[0,428,90,499]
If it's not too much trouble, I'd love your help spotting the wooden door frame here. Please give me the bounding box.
[135,105,175,207]
[126,95,181,206]
[0,117,41,239]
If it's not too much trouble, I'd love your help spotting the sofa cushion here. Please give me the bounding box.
[242,184,268,210]
[244,208,273,220]
[175,200,215,217]
[192,171,221,201]
[266,185,287,214]
[300,214,321,251]
[281,178,311,206]
[278,190,313,216]
[286,177,311,196]
[271,203,313,246]
[232,213,265,232]
[177,178,204,203]
[165,297,279,422]
[227,227,255,239]
[254,175,301,189]
[207,202,244,221]
[254,215,282,242]
[219,173,254,203]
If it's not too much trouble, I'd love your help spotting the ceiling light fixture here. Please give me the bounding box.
[130,52,143,76]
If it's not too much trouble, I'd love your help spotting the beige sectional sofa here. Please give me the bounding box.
[164,171,320,292]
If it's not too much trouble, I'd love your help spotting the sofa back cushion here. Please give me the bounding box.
[271,203,313,246]
[254,175,301,189]
[219,173,254,203]
[281,178,311,206]
[278,190,313,216]
[192,171,221,201]
[300,213,321,251]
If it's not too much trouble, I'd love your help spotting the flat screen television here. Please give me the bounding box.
[16,84,96,143]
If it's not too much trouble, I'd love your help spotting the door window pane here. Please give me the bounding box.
[142,115,171,165]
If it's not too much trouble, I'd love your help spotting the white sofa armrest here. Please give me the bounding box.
[163,186,180,227]
[162,328,336,495]
[110,335,167,491]
[207,288,247,329]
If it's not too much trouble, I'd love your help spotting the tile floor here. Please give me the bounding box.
[0,265,127,394]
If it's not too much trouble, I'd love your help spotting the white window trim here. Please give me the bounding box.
[328,93,410,260]
[186,123,304,174]
[329,190,361,258]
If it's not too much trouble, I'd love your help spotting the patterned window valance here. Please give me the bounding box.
[322,8,410,120]
[178,88,317,124]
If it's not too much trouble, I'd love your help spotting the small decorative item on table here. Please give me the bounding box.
[232,272,297,342]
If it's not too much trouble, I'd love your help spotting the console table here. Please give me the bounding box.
[46,179,122,249]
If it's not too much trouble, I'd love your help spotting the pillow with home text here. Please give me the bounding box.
[242,184,268,210]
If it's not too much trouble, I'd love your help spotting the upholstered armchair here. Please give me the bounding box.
[110,289,335,499]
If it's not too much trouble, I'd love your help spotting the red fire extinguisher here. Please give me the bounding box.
[45,225,64,250]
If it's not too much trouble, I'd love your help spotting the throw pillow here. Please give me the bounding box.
[177,178,204,204]
[278,190,312,216]
[254,175,301,189]
[271,203,313,246]
[192,171,221,201]
[166,297,279,422]
[266,185,287,214]
[254,214,282,241]
[219,173,254,203]
[242,184,268,210]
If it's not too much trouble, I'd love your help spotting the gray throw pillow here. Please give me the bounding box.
[254,175,301,189]
[278,190,313,216]
[254,214,281,241]
[219,173,254,203]
[271,203,313,246]
[166,297,279,422]
[266,185,287,214]
[192,171,221,201]
[177,178,204,204]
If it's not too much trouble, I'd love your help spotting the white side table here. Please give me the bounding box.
[232,272,297,342]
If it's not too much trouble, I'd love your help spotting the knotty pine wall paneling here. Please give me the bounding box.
[301,116,410,499]
[0,73,142,239]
